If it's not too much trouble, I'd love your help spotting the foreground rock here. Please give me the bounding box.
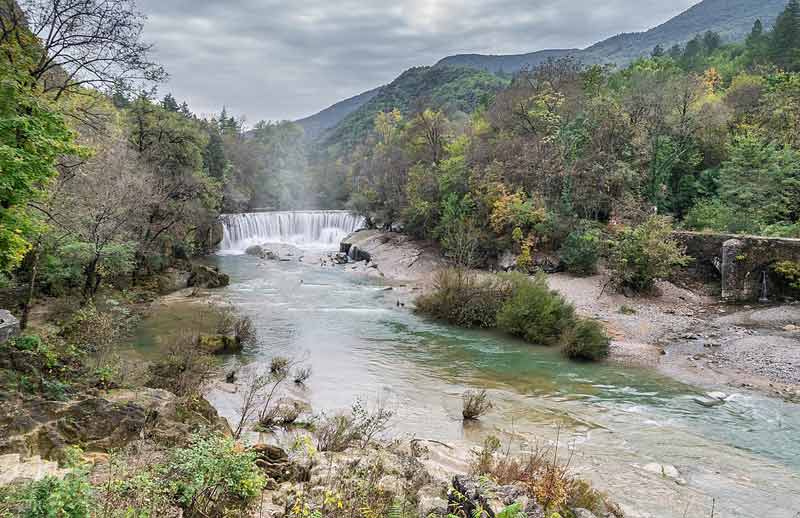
[0,309,20,344]
[339,230,444,282]
[0,388,228,480]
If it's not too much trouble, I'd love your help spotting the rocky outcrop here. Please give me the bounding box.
[449,475,544,518]
[0,388,229,463]
[0,310,20,344]
[187,264,230,289]
[338,230,444,282]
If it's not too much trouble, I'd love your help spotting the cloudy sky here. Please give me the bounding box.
[137,0,698,123]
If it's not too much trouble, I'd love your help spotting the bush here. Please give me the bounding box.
[559,225,602,276]
[165,434,266,517]
[315,400,394,452]
[462,389,492,420]
[415,268,511,328]
[607,216,689,294]
[560,319,610,361]
[6,470,92,518]
[496,273,575,345]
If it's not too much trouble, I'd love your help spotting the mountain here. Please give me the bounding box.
[298,0,788,143]
[437,0,788,73]
[320,66,508,151]
[296,86,382,141]
[436,48,578,75]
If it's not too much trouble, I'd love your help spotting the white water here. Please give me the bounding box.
[218,211,365,253]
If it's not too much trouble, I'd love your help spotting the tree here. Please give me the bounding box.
[651,44,665,58]
[0,22,84,273]
[770,0,800,71]
[45,138,152,297]
[13,0,165,98]
[702,31,722,54]
[162,93,179,112]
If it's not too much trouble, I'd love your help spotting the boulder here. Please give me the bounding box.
[245,245,264,256]
[197,334,241,355]
[573,509,599,518]
[449,475,543,518]
[0,310,20,344]
[251,444,295,482]
[187,265,229,289]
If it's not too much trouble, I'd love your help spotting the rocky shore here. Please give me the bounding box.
[336,229,800,402]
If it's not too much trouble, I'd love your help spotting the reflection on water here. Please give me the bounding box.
[134,254,800,517]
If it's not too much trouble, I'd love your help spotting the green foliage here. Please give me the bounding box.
[415,269,511,328]
[559,225,602,276]
[165,434,266,516]
[496,273,576,345]
[0,56,85,272]
[560,319,611,361]
[608,216,690,293]
[774,260,800,290]
[14,471,92,518]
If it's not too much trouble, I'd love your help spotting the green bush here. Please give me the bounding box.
[11,471,92,518]
[496,273,576,345]
[559,225,602,276]
[164,434,266,516]
[560,319,611,361]
[415,268,511,328]
[607,216,690,294]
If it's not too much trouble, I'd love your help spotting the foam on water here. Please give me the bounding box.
[218,210,365,253]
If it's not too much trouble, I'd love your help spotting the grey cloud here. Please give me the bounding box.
[137,0,697,122]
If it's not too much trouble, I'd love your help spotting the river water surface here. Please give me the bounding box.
[134,233,800,517]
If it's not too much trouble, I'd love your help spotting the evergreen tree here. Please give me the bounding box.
[668,44,683,60]
[652,44,665,58]
[747,19,764,45]
[162,93,179,112]
[204,126,227,180]
[770,0,800,71]
[703,31,722,53]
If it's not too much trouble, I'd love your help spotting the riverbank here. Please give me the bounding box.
[338,230,800,403]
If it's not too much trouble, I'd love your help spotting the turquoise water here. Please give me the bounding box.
[137,254,800,516]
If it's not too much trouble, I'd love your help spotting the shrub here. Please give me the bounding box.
[8,470,92,518]
[269,356,290,376]
[146,334,216,397]
[560,319,610,361]
[496,273,575,345]
[559,225,602,276]
[774,260,800,290]
[315,400,394,452]
[415,268,511,328]
[165,434,266,517]
[607,216,689,294]
[462,389,492,420]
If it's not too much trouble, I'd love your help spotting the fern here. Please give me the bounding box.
[496,503,525,518]
[387,500,404,518]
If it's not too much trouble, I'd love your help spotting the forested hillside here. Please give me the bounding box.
[319,66,509,153]
[314,1,800,275]
[296,86,381,141]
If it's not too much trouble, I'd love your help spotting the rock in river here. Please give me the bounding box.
[187,264,229,289]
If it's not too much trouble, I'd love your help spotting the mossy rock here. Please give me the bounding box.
[198,334,241,355]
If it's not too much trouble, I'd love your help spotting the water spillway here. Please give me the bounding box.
[218,210,365,253]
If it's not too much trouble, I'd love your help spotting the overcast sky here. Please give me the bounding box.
[136,0,698,122]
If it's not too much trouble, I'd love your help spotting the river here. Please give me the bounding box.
[136,211,800,518]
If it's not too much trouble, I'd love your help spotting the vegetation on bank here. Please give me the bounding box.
[416,269,610,361]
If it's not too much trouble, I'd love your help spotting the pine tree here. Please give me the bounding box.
[162,93,179,112]
[770,0,800,71]
[652,44,665,58]
[703,31,721,54]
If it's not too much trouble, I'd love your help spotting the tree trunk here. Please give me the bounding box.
[20,243,41,330]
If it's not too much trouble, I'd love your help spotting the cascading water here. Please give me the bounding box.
[218,211,365,253]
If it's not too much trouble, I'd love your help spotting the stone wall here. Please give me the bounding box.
[674,231,800,302]
[0,310,20,344]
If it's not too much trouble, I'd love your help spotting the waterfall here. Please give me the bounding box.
[218,211,365,253]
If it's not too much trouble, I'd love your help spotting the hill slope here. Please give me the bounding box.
[321,66,509,151]
[296,86,382,141]
[437,0,787,72]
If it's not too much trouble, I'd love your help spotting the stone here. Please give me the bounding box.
[707,391,728,401]
[783,324,799,332]
[693,396,725,408]
[0,310,20,344]
[245,245,264,256]
[572,509,599,518]
[197,334,241,355]
[251,444,294,482]
[187,264,229,289]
